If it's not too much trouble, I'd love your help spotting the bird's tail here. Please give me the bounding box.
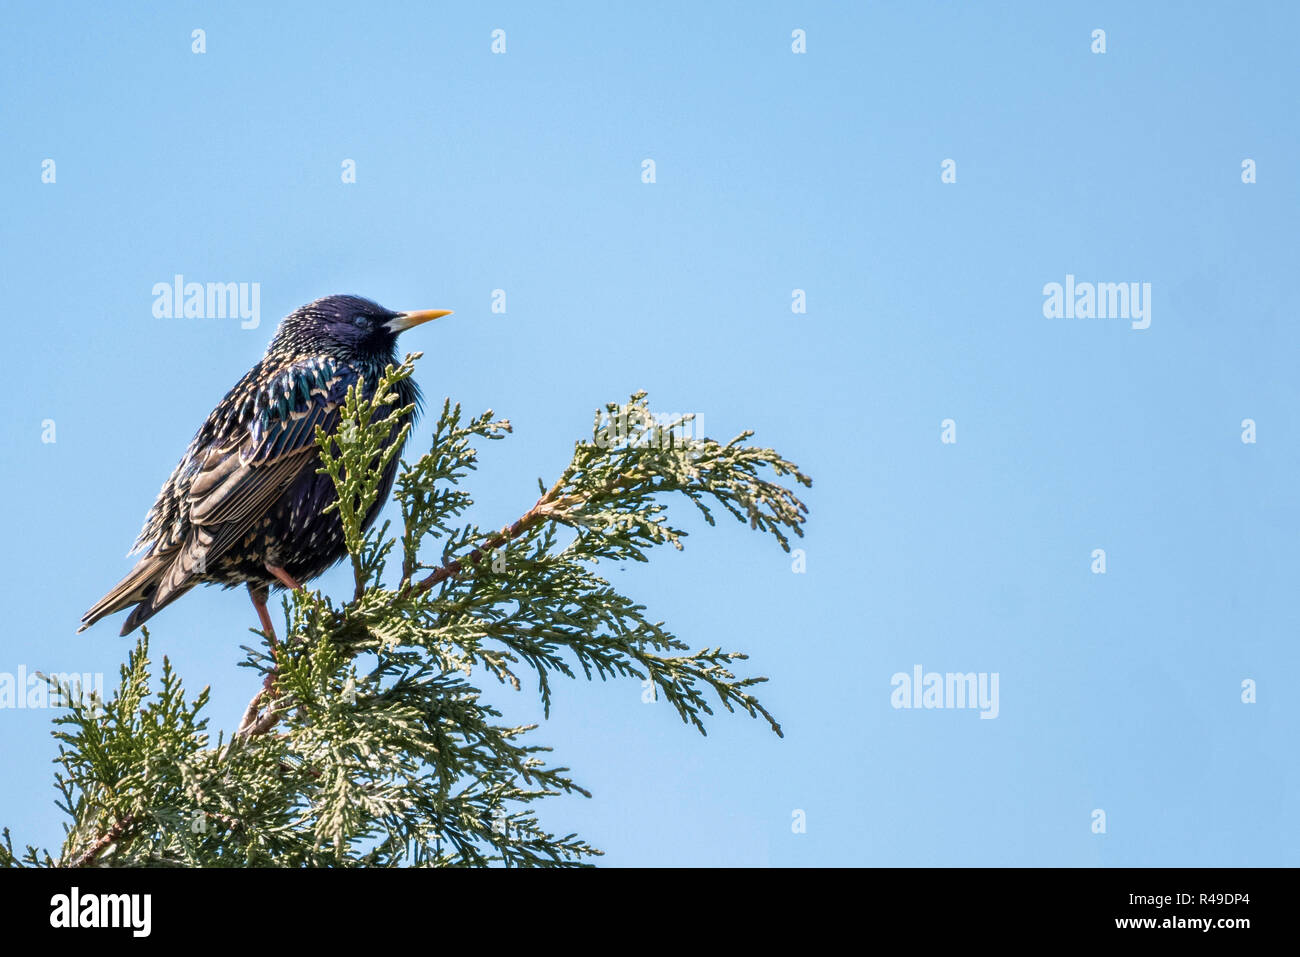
[79,549,200,636]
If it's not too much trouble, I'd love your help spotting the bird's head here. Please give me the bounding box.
[269,295,451,360]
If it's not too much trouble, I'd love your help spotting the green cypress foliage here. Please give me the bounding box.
[2,355,810,867]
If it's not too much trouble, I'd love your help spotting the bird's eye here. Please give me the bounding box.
[352,315,372,331]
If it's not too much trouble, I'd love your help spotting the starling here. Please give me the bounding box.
[79,295,451,637]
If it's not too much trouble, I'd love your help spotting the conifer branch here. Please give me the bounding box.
[68,813,138,868]
[8,357,810,867]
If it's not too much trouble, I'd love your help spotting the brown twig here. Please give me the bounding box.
[413,477,570,595]
[411,471,639,596]
[68,812,137,867]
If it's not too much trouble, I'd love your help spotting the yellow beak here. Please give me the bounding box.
[387,309,453,333]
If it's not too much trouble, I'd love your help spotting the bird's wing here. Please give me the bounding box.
[186,359,356,528]
[96,358,360,619]
[80,357,365,634]
[169,357,360,576]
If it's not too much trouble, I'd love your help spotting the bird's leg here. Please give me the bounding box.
[246,582,281,722]
[266,563,303,592]
[248,582,279,647]
[237,568,306,737]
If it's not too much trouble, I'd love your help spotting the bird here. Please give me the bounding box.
[79,295,451,638]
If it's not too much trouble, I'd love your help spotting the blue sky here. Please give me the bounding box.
[1,2,1297,866]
